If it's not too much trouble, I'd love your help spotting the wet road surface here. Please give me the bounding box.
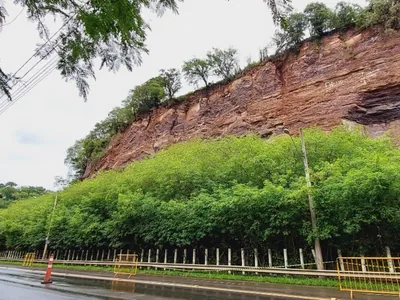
[0,267,295,300]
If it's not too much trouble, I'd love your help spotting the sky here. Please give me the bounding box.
[0,0,366,190]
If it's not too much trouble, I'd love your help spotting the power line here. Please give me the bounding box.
[0,1,90,116]
[0,54,59,109]
[0,55,59,107]
[0,60,58,115]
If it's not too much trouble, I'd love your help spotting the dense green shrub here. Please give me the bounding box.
[3,128,400,256]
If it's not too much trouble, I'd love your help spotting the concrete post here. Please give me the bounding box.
[228,248,232,274]
[337,249,345,272]
[361,256,367,272]
[299,248,305,269]
[192,249,196,265]
[140,249,144,263]
[148,249,151,270]
[216,248,220,266]
[101,249,104,261]
[241,248,245,275]
[283,249,288,268]
[174,249,177,264]
[205,249,208,265]
[183,249,187,264]
[386,247,395,273]
[107,249,111,261]
[164,249,167,271]
[254,248,258,275]
[268,249,272,267]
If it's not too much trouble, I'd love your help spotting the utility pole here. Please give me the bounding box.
[299,128,324,271]
[42,193,58,260]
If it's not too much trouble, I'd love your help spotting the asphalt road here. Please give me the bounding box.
[0,267,293,300]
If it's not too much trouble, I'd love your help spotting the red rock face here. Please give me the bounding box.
[83,27,400,178]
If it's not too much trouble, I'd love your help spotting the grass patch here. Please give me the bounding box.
[0,260,338,287]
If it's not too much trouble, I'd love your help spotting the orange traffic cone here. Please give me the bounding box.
[41,253,54,284]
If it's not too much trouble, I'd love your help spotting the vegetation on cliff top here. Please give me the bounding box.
[65,0,400,179]
[2,128,400,258]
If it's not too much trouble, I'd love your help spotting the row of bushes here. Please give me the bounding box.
[3,128,400,256]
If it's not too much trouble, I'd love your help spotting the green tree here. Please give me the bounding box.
[207,47,240,80]
[272,12,308,52]
[304,2,334,37]
[5,127,400,257]
[0,0,289,101]
[65,139,87,179]
[0,0,181,100]
[259,47,269,62]
[182,58,212,87]
[357,0,400,30]
[331,2,362,30]
[159,68,182,99]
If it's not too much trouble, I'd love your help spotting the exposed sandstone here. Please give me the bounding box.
[83,27,400,177]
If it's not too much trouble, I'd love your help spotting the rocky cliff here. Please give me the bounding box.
[84,27,400,177]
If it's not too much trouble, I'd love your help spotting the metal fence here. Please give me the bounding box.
[337,257,400,299]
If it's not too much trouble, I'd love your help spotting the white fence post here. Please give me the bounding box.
[155,249,159,270]
[241,248,245,275]
[192,249,196,265]
[268,249,272,267]
[164,249,167,270]
[386,247,395,273]
[205,249,208,265]
[338,249,345,271]
[228,248,232,274]
[299,248,305,269]
[216,248,220,266]
[361,256,367,272]
[283,249,288,269]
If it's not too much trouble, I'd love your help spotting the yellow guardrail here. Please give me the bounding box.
[22,253,35,267]
[114,253,139,278]
[337,257,400,299]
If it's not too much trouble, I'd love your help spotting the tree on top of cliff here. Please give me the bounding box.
[331,2,362,31]
[272,12,308,53]
[160,68,182,100]
[357,0,400,30]
[207,47,241,81]
[304,2,334,36]
[182,58,212,87]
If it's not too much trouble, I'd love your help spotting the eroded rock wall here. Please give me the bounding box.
[84,27,400,177]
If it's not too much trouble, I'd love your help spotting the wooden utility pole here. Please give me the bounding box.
[300,128,324,270]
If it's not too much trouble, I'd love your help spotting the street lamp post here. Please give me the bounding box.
[284,128,324,271]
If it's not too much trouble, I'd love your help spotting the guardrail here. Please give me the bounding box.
[0,257,338,277]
